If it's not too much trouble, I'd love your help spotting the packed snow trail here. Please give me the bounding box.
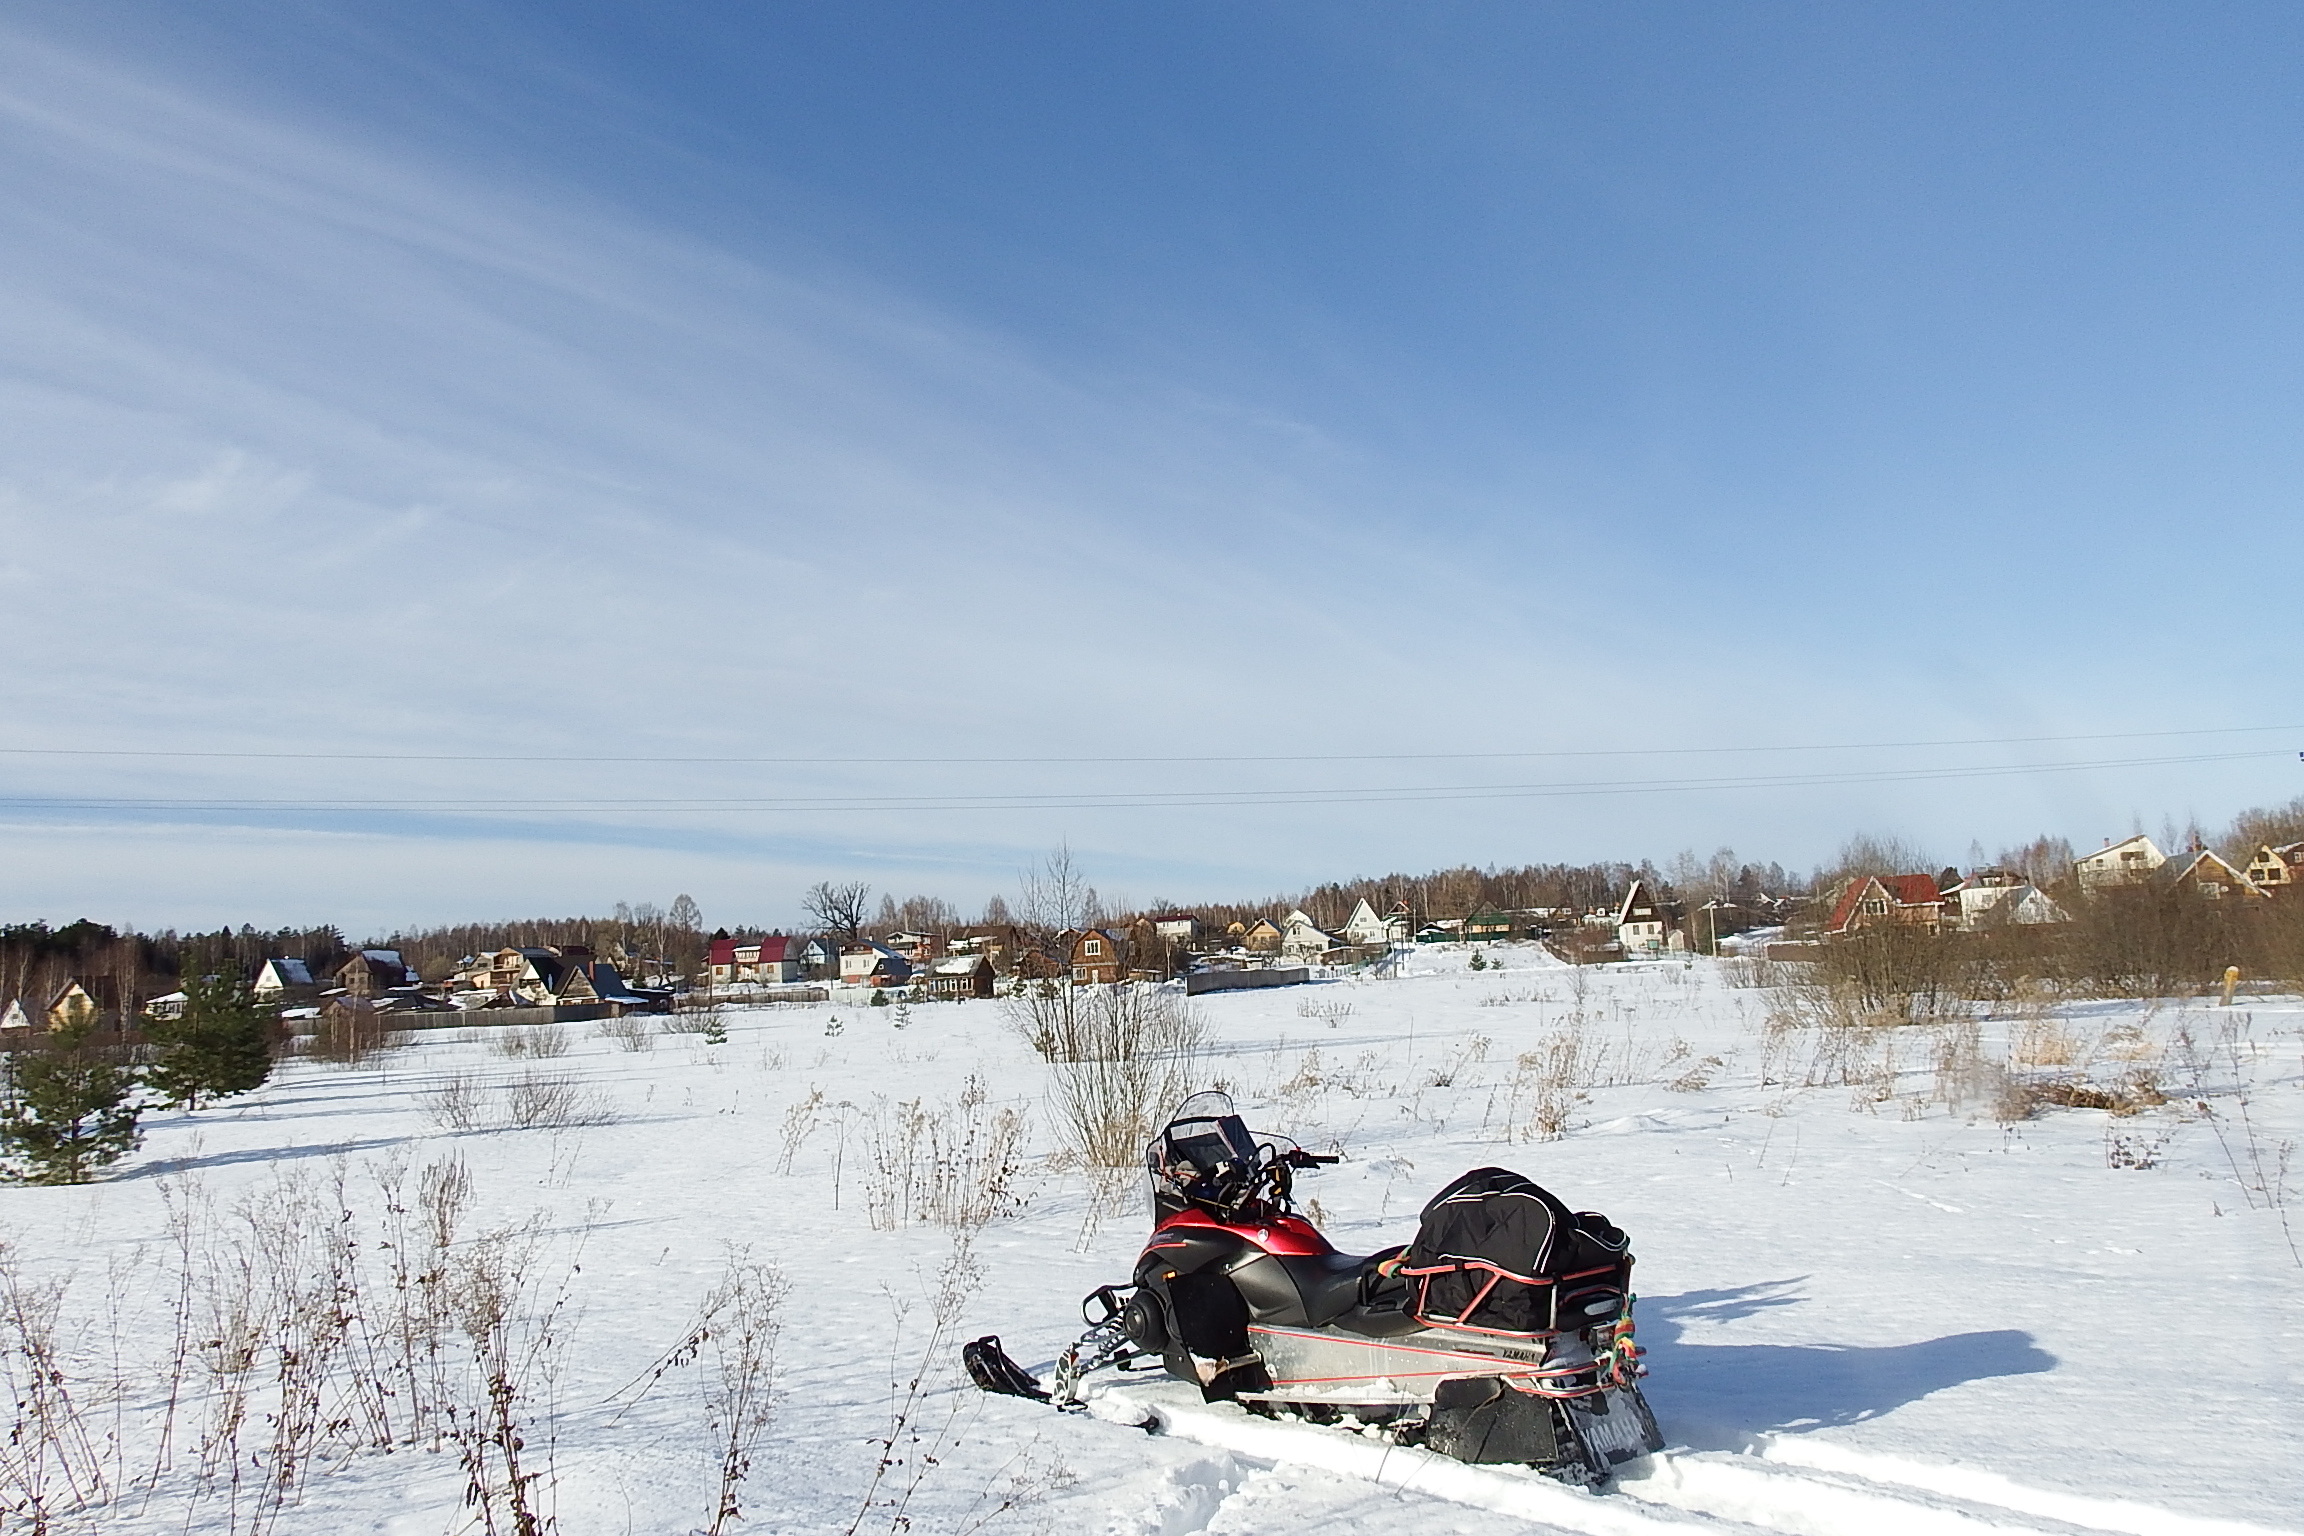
[1096,1381,2296,1536]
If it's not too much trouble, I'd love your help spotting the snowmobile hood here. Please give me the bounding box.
[1150,1206,1336,1257]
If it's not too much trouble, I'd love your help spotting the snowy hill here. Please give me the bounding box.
[3,945,2298,1535]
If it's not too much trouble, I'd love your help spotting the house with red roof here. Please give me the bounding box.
[1823,874,1947,936]
[707,934,803,986]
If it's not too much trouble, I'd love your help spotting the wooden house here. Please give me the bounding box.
[923,954,996,1000]
[1240,917,1285,953]
[1462,909,1515,944]
[708,934,802,986]
[839,943,912,989]
[1823,875,1946,936]
[2243,842,2304,890]
[336,949,416,999]
[2161,849,2267,901]
[46,976,120,1030]
[1068,928,1126,985]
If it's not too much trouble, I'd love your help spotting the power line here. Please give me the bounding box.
[0,748,2282,814]
[0,723,2295,768]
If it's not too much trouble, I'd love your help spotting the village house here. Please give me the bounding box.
[1239,917,1285,953]
[1068,928,1126,985]
[46,976,120,1030]
[2075,834,2166,891]
[2160,848,2267,901]
[1614,881,1672,953]
[1823,874,1947,936]
[336,949,417,999]
[707,934,803,986]
[881,930,943,962]
[1149,911,1201,946]
[922,953,996,1000]
[2243,842,2304,890]
[839,942,912,989]
[1462,909,1515,945]
[1941,869,2069,929]
[252,957,319,1004]
[1279,909,1339,959]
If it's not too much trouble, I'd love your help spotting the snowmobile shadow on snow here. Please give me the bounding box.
[1632,1281,2057,1450]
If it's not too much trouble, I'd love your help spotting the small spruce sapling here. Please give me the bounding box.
[702,1012,729,1046]
[0,1015,142,1184]
[1468,951,1488,971]
[144,966,276,1109]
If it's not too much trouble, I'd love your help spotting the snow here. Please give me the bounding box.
[3,945,2300,1535]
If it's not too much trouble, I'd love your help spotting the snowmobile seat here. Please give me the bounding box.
[1278,1251,1383,1325]
[1276,1245,1412,1327]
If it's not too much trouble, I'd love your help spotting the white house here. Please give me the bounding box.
[1944,873,2069,929]
[1340,898,1389,947]
[1279,909,1339,958]
[252,957,318,1002]
[2075,835,2166,891]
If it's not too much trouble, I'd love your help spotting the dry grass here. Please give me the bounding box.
[863,1076,1030,1233]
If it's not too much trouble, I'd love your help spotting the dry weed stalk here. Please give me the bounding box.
[863,1077,1029,1232]
[447,1218,575,1536]
[778,1088,827,1174]
[0,1240,109,1530]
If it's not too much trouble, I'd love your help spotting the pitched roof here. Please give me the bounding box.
[1825,873,1945,932]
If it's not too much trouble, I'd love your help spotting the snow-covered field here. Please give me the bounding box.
[5,945,2301,1536]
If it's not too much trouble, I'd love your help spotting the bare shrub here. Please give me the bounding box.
[1806,927,1977,1026]
[305,999,406,1066]
[422,1070,487,1132]
[1720,956,1779,989]
[595,1014,656,1053]
[490,1025,571,1059]
[1009,986,1205,1171]
[663,1002,723,1036]
[506,1071,617,1130]
[1295,997,1354,1027]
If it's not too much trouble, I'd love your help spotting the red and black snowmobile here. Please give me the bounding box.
[965,1091,1664,1485]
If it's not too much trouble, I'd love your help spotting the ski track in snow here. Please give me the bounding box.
[1107,1382,2293,1536]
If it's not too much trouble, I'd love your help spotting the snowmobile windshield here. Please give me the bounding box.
[1147,1093,1302,1219]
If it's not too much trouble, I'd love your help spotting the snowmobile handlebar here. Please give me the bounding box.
[1280,1149,1341,1168]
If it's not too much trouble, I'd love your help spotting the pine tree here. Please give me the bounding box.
[143,968,275,1110]
[0,1018,142,1184]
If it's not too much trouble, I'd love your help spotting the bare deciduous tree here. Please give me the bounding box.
[801,882,871,943]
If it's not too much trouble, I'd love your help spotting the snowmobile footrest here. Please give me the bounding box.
[964,1336,1051,1400]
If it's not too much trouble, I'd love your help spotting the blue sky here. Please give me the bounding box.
[1,2,2299,933]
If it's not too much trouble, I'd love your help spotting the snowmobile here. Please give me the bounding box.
[964,1091,1663,1486]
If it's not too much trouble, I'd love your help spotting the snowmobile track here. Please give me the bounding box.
[1097,1383,2296,1536]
